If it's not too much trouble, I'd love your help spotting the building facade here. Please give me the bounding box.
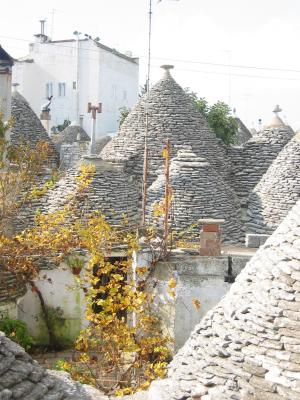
[13,34,139,139]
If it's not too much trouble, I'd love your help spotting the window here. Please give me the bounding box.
[46,83,53,98]
[92,257,127,320]
[58,82,66,97]
[73,81,76,90]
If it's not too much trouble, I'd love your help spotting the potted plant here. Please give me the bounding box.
[66,256,85,275]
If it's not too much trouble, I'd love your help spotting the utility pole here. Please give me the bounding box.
[141,0,153,226]
[73,31,82,124]
[87,103,102,155]
[50,9,58,40]
[163,138,171,258]
[225,50,232,107]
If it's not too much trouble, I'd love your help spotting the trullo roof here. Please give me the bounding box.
[101,66,231,184]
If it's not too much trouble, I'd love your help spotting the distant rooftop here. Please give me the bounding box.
[31,38,139,64]
[0,45,14,66]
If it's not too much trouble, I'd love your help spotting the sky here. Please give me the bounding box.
[2,0,300,130]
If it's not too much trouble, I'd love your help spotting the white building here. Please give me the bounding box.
[13,30,139,139]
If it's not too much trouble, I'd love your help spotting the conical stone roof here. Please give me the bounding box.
[147,149,242,243]
[44,159,140,228]
[52,122,90,152]
[234,117,252,145]
[11,91,59,166]
[101,66,230,185]
[95,135,112,154]
[14,160,140,264]
[229,106,294,199]
[148,199,300,400]
[0,331,108,399]
[246,133,300,235]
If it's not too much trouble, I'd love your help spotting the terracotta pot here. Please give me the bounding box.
[71,267,82,275]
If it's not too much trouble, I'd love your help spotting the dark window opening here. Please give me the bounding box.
[92,256,128,320]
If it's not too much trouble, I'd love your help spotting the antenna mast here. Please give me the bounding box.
[141,0,153,225]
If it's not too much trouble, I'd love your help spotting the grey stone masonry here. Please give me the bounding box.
[234,117,252,146]
[14,158,140,244]
[228,110,294,201]
[52,123,90,153]
[147,199,300,399]
[147,149,242,244]
[59,142,89,170]
[95,136,111,154]
[0,271,26,303]
[0,331,108,399]
[44,157,140,228]
[245,233,269,248]
[10,92,59,167]
[101,66,231,186]
[246,132,300,235]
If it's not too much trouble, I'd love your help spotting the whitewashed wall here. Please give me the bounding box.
[133,251,251,351]
[17,265,87,346]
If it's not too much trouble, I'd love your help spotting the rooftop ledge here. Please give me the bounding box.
[198,218,225,224]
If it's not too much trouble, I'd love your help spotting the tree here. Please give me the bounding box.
[51,119,71,134]
[207,102,238,146]
[0,112,172,394]
[185,88,238,145]
[118,106,131,127]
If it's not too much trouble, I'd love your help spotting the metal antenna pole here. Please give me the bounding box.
[141,0,179,226]
[141,0,152,226]
[163,138,171,258]
[50,9,58,40]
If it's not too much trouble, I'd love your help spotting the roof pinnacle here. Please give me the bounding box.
[161,64,174,77]
[273,105,282,116]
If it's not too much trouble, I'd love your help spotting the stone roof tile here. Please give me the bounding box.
[246,133,300,235]
[234,117,252,145]
[11,92,59,167]
[147,199,300,399]
[52,123,90,153]
[0,332,108,399]
[147,148,242,243]
[229,108,294,200]
[101,67,231,185]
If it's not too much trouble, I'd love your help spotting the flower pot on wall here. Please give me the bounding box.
[71,266,82,275]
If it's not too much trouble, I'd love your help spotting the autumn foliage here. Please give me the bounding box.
[0,114,172,395]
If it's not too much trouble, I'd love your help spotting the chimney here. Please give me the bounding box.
[34,20,49,43]
[12,83,19,92]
